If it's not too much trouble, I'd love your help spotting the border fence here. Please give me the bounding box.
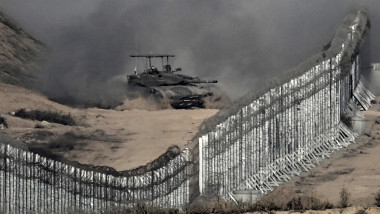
[0,9,375,213]
[0,142,190,213]
[197,10,374,201]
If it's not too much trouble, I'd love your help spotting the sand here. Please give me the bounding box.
[259,97,380,209]
[247,207,380,214]
[3,81,380,210]
[0,82,218,170]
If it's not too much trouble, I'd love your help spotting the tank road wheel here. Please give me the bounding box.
[170,96,205,109]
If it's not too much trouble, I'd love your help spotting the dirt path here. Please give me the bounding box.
[260,98,380,208]
[65,108,217,170]
[3,81,380,208]
[0,82,218,170]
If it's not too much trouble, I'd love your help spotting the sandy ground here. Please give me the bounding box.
[255,97,380,211]
[247,206,380,214]
[0,82,218,170]
[4,81,380,213]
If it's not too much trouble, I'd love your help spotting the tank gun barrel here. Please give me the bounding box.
[204,80,218,83]
[186,79,218,84]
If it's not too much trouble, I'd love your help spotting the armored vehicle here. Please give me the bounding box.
[127,54,218,109]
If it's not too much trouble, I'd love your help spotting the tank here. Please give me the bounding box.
[127,54,218,109]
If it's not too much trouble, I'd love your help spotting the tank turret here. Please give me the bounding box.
[127,54,218,109]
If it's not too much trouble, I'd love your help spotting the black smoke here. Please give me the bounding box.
[0,0,379,106]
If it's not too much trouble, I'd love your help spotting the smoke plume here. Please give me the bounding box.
[0,0,379,107]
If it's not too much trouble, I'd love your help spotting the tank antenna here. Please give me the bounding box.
[134,34,138,74]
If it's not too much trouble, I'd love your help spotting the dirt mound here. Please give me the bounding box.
[0,82,218,170]
[0,9,220,172]
[262,98,380,207]
[0,10,45,86]
[115,96,172,111]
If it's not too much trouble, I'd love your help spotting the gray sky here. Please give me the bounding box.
[0,0,379,106]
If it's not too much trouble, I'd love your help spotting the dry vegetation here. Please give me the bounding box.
[14,108,76,126]
[1,86,380,214]
[0,81,219,170]
[1,7,379,214]
[0,116,7,128]
[45,190,380,214]
[0,10,45,86]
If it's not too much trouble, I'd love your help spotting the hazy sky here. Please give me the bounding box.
[0,0,379,106]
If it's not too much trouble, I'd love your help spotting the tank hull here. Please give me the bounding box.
[126,54,221,109]
[150,85,213,109]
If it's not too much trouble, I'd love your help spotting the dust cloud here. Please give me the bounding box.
[0,0,379,107]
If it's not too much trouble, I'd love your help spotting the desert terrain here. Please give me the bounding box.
[2,4,380,214]
[3,79,380,209]
[0,82,218,170]
[248,97,380,212]
[3,80,380,212]
[247,207,380,214]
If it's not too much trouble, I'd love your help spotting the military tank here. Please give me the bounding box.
[127,54,218,109]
